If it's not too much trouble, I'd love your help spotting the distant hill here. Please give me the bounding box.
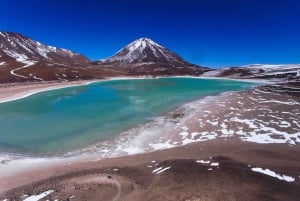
[202,64,300,81]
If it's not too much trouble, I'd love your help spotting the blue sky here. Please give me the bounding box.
[1,0,299,68]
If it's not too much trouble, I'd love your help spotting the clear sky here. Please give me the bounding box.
[1,0,299,68]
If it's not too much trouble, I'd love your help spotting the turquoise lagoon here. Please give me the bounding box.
[0,78,259,156]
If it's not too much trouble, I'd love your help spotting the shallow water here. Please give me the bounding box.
[0,78,258,156]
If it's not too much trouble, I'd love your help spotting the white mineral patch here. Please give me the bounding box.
[210,162,219,167]
[23,190,54,201]
[156,167,171,174]
[196,160,210,164]
[251,167,295,182]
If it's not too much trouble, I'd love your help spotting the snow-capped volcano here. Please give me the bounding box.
[0,31,89,64]
[97,37,197,67]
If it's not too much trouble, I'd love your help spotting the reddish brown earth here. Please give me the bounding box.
[0,139,299,201]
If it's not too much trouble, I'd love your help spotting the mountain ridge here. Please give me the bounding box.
[0,31,208,83]
[1,31,299,83]
[0,31,89,65]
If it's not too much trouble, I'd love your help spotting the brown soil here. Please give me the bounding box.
[1,139,300,201]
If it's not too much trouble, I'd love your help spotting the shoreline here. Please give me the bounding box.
[0,86,238,177]
[0,80,95,104]
[0,77,298,196]
[0,76,268,104]
[0,82,256,180]
[1,82,299,188]
[0,76,263,160]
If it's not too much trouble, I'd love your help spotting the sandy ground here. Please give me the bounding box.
[0,79,299,200]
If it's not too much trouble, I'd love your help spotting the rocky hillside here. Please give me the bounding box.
[0,31,112,83]
[202,64,300,81]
